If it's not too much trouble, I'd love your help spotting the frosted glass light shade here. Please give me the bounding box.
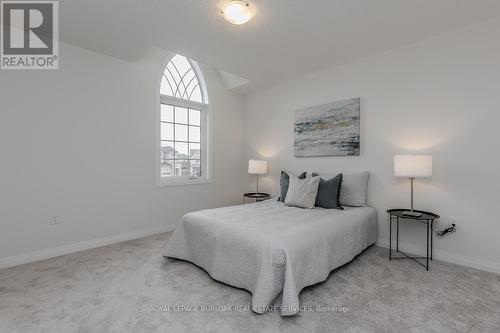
[248,159,267,175]
[394,155,432,178]
[221,1,253,25]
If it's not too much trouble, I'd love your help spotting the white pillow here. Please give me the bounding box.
[340,172,369,206]
[284,175,320,209]
[319,171,369,207]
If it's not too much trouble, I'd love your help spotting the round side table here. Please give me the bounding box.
[387,209,440,271]
[243,192,270,204]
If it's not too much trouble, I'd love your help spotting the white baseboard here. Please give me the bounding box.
[0,225,174,270]
[377,238,500,274]
[3,230,499,274]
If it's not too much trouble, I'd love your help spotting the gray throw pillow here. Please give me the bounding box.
[314,173,343,209]
[278,171,307,202]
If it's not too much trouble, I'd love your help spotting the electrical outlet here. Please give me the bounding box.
[49,216,59,225]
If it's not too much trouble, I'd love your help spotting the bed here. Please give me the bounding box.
[163,199,377,316]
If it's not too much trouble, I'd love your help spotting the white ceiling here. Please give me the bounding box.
[60,0,500,93]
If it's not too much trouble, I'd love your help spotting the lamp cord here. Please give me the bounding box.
[436,224,456,237]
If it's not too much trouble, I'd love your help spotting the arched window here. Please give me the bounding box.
[158,54,209,185]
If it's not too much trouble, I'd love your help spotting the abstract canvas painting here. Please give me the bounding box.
[294,98,360,157]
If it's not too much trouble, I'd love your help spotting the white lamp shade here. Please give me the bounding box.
[394,155,432,178]
[248,159,268,175]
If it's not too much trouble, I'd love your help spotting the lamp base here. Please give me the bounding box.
[402,210,422,217]
[403,177,422,217]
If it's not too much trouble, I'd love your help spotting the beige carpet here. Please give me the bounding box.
[1,232,499,333]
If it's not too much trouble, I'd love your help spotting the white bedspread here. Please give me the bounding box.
[163,200,377,316]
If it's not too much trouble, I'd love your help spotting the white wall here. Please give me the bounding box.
[243,17,500,273]
[0,42,245,267]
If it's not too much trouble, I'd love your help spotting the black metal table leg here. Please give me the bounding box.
[389,215,392,260]
[430,221,433,261]
[426,220,429,271]
[396,217,399,252]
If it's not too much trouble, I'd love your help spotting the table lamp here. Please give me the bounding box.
[248,159,268,194]
[394,154,432,217]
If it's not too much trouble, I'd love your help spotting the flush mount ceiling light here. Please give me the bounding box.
[221,1,253,25]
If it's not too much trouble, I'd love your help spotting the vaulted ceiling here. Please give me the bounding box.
[60,0,500,92]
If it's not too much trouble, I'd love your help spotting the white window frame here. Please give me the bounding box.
[155,54,212,187]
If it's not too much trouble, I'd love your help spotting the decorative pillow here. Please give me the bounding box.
[314,171,369,207]
[284,175,321,209]
[278,171,307,202]
[339,172,369,207]
[314,173,343,209]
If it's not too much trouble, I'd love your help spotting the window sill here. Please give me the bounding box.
[156,177,212,187]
